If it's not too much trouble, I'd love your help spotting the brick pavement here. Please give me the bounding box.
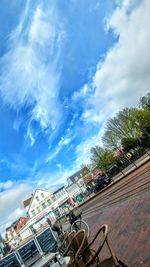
[81,161,150,267]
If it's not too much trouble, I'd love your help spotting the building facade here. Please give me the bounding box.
[65,183,82,197]
[66,168,86,195]
[19,187,74,241]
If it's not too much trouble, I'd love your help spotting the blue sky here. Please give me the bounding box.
[0,0,150,233]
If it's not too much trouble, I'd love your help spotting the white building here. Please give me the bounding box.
[65,183,82,197]
[66,169,86,196]
[19,187,74,241]
[24,189,53,218]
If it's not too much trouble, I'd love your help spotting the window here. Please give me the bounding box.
[52,195,56,201]
[36,196,39,202]
[54,194,58,199]
[41,192,44,198]
[42,202,46,209]
[47,199,52,205]
[31,210,36,216]
[74,176,78,182]
[67,178,72,185]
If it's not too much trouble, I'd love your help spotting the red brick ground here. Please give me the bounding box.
[81,161,150,267]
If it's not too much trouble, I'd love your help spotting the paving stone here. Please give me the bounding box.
[81,161,150,267]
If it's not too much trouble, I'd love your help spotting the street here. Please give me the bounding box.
[66,160,150,267]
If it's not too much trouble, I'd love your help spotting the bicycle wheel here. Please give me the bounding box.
[71,219,90,237]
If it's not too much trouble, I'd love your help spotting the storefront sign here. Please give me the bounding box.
[36,228,57,254]
[0,252,21,267]
[17,239,40,267]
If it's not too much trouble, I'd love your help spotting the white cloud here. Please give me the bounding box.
[0,180,14,191]
[72,84,91,102]
[1,156,37,178]
[25,123,35,146]
[33,127,105,190]
[82,0,150,124]
[0,183,32,234]
[32,170,65,189]
[47,128,105,185]
[74,127,104,168]
[56,163,63,170]
[46,132,73,162]
[0,2,64,142]
[29,8,55,46]
[7,208,24,222]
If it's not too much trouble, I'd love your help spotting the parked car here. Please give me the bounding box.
[94,175,112,193]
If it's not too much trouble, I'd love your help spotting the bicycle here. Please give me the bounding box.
[69,211,90,237]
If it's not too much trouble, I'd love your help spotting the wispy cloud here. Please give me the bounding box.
[72,84,91,103]
[74,127,104,168]
[0,1,65,144]
[32,170,66,189]
[1,156,39,179]
[46,129,74,162]
[44,127,105,187]
[26,123,35,146]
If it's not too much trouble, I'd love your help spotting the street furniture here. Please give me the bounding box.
[75,224,128,267]
[62,230,86,267]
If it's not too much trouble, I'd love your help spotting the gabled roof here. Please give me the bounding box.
[67,168,84,183]
[23,197,32,207]
[27,188,53,213]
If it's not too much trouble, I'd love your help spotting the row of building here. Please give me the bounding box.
[5,168,101,249]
